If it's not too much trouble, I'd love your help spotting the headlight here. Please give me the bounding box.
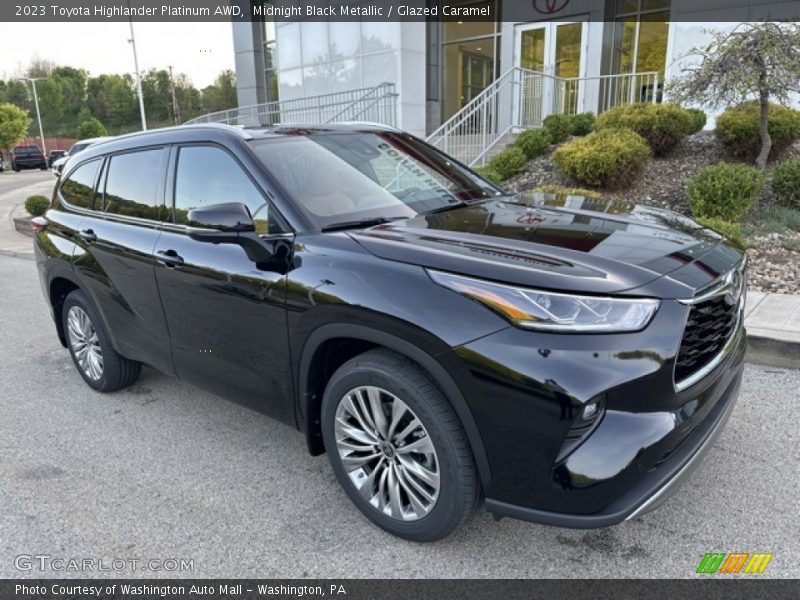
[428,270,659,333]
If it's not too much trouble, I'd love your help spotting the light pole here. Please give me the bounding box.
[126,2,147,130]
[22,77,47,156]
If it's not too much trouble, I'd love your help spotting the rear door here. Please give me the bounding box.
[153,144,294,424]
[72,147,173,373]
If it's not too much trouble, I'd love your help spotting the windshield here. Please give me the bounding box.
[69,143,90,156]
[251,131,499,229]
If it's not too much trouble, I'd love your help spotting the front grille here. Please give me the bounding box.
[675,295,740,384]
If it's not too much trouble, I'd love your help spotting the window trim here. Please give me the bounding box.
[168,141,289,235]
[100,145,170,221]
[57,157,104,212]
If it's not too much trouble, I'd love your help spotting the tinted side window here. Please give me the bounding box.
[60,159,101,209]
[104,149,167,220]
[174,146,269,233]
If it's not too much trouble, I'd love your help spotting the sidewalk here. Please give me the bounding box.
[745,292,800,369]
[0,174,53,259]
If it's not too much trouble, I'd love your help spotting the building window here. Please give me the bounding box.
[263,4,278,102]
[610,0,670,82]
[440,0,501,121]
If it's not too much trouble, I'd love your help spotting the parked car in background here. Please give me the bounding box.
[0,150,5,171]
[48,149,67,168]
[52,136,113,177]
[34,123,746,542]
[10,145,48,171]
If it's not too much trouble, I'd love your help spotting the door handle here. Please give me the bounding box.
[156,249,184,267]
[78,229,97,243]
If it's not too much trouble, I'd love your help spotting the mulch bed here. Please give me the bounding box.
[503,132,800,294]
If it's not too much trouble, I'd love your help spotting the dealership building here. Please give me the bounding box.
[224,0,800,164]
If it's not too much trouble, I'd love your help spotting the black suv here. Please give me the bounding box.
[11,144,48,171]
[34,124,746,541]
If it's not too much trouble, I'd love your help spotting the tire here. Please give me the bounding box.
[62,289,141,392]
[321,348,479,542]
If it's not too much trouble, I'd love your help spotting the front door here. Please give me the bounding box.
[515,20,588,125]
[153,144,295,425]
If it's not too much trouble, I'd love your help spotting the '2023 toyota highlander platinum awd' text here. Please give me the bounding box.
[34,124,745,541]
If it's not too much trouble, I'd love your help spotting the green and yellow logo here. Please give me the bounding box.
[696,552,773,574]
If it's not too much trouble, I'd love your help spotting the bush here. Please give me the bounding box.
[569,112,596,136]
[685,108,707,134]
[595,103,693,155]
[716,102,800,162]
[25,195,50,217]
[553,129,651,189]
[75,117,107,139]
[687,163,764,222]
[533,184,601,198]
[473,165,503,185]
[695,217,747,250]
[772,157,800,208]
[515,128,551,159]
[543,114,573,143]
[486,147,527,181]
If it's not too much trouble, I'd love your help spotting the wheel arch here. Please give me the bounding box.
[48,275,82,347]
[298,323,492,487]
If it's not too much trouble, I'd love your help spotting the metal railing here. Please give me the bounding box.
[426,68,660,167]
[183,82,398,127]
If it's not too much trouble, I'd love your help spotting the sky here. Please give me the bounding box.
[0,22,234,88]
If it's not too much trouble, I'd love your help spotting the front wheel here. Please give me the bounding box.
[62,289,141,392]
[321,349,480,541]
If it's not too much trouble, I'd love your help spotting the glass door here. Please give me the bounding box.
[515,20,587,126]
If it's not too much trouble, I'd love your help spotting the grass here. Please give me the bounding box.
[745,205,800,236]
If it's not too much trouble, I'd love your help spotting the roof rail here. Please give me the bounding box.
[105,122,254,143]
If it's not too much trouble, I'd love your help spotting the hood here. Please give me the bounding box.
[348,193,745,298]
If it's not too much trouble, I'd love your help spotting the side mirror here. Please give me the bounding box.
[186,202,294,270]
[186,202,255,240]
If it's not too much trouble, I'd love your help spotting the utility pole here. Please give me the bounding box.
[20,78,46,156]
[127,1,147,130]
[168,65,180,125]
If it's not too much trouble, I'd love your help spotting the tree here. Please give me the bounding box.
[75,117,107,139]
[0,103,32,153]
[201,70,237,113]
[669,22,800,170]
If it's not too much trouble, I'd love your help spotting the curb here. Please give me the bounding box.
[745,334,800,370]
[0,248,34,260]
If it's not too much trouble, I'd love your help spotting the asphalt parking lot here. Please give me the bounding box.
[0,227,798,578]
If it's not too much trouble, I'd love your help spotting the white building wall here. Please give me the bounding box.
[272,21,426,136]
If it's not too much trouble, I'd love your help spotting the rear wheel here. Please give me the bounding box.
[321,349,479,541]
[62,289,141,392]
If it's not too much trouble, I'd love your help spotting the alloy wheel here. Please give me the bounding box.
[66,305,104,381]
[334,386,440,521]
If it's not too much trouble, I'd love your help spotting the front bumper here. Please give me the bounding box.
[448,298,746,527]
[485,359,742,527]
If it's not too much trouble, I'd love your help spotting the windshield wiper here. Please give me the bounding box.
[420,201,468,216]
[321,216,406,232]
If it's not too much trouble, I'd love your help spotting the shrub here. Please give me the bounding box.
[595,103,693,155]
[685,108,707,134]
[552,129,651,189]
[569,112,596,136]
[543,114,573,143]
[25,195,50,217]
[747,205,800,235]
[75,117,107,139]
[515,128,551,159]
[695,217,747,250]
[532,184,601,198]
[486,147,527,181]
[474,165,503,185]
[771,157,800,209]
[687,163,764,222]
[716,102,800,162]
